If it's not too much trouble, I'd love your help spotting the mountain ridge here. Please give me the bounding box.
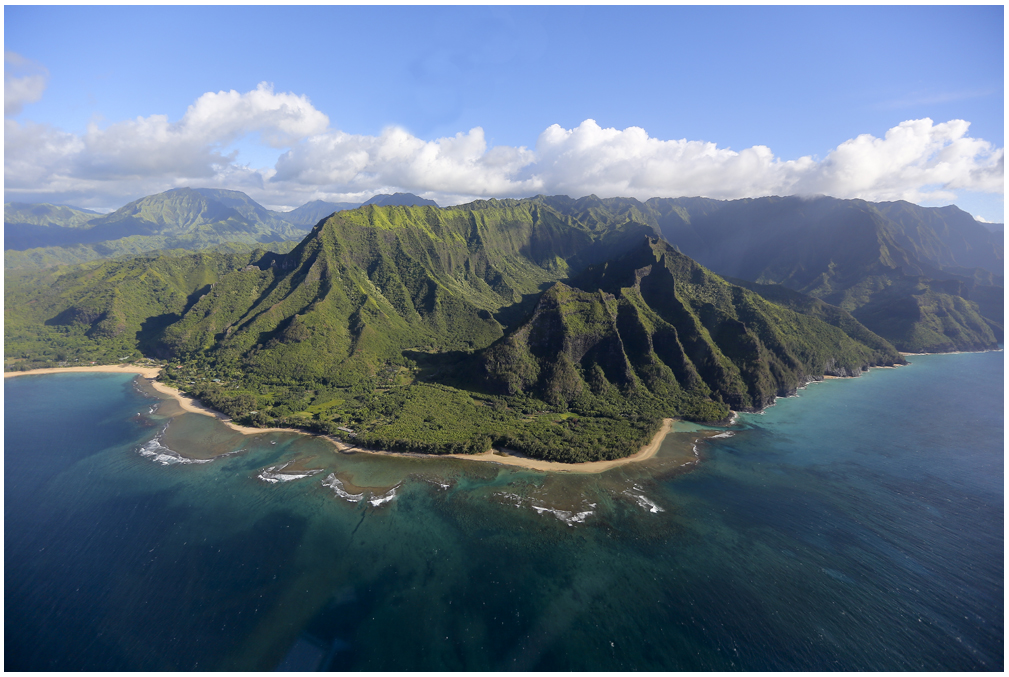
[5,197,916,463]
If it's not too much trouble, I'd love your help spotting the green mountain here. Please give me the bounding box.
[4,188,311,270]
[278,193,439,227]
[6,191,444,269]
[5,197,908,463]
[472,239,902,416]
[4,248,275,368]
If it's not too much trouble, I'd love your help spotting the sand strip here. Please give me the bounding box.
[5,364,678,473]
[145,380,294,434]
[4,364,163,379]
[334,418,677,474]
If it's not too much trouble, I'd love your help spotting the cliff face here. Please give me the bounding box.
[642,195,1002,352]
[156,200,662,386]
[474,238,904,418]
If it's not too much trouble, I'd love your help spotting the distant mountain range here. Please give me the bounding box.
[4,190,438,268]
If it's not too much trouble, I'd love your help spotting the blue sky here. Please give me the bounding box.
[4,5,1004,221]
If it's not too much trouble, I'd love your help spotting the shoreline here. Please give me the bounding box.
[4,364,679,473]
[4,364,163,379]
[332,418,677,474]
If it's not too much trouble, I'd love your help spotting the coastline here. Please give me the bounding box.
[3,364,679,473]
[4,364,163,379]
[332,418,678,475]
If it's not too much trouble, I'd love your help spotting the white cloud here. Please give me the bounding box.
[71,82,329,181]
[5,52,49,117]
[792,118,1005,203]
[270,117,1002,208]
[4,76,1003,217]
[274,126,536,197]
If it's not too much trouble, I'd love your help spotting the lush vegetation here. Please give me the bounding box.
[5,197,921,462]
[5,190,438,270]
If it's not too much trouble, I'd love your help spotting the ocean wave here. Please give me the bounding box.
[322,474,365,503]
[368,484,401,507]
[493,491,594,526]
[531,505,594,526]
[136,424,245,466]
[257,462,323,484]
[413,474,452,491]
[623,486,665,513]
[710,431,735,439]
[137,433,212,466]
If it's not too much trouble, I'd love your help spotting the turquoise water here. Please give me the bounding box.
[5,352,1003,670]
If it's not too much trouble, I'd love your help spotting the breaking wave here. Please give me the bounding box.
[623,485,665,513]
[368,484,401,507]
[258,462,323,484]
[322,474,365,503]
[137,424,244,466]
[137,428,212,466]
[493,491,595,526]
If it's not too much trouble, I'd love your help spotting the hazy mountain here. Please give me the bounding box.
[5,202,104,251]
[362,192,439,208]
[5,202,102,228]
[633,195,1002,352]
[279,200,361,227]
[4,188,311,269]
[977,220,1004,233]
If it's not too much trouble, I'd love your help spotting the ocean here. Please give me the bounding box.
[4,351,1003,670]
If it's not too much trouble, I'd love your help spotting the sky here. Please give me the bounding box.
[4,5,1005,221]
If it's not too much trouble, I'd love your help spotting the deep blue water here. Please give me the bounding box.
[5,352,1003,670]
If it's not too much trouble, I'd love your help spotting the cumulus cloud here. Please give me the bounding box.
[3,77,1003,215]
[270,117,1002,207]
[274,126,536,196]
[792,118,1004,202]
[5,51,49,117]
[72,82,329,181]
[5,82,331,207]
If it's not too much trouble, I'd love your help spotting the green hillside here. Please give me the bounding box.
[5,198,908,462]
[5,248,276,369]
[5,190,445,270]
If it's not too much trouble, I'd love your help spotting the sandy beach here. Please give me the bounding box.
[5,364,678,472]
[332,418,677,474]
[4,364,163,379]
[145,379,295,435]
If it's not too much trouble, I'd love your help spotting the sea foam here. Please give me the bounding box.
[322,473,365,503]
[493,491,595,526]
[138,432,212,466]
[257,462,323,484]
[137,424,243,466]
[623,485,665,513]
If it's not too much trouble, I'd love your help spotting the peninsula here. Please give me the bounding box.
[8,194,997,464]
